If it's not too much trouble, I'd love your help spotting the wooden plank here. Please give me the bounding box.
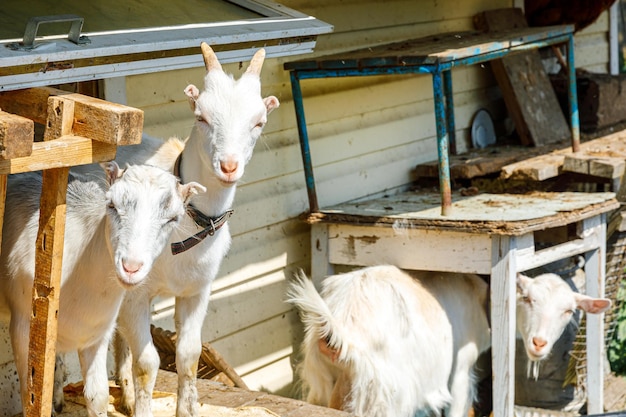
[326,223,494,274]
[0,174,6,254]
[284,25,574,70]
[502,130,626,180]
[474,8,571,146]
[500,153,565,181]
[0,87,143,145]
[25,167,69,417]
[563,154,625,179]
[415,143,566,179]
[313,190,619,235]
[0,135,117,174]
[0,111,33,159]
[25,94,74,417]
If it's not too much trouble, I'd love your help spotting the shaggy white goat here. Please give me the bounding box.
[286,265,611,417]
[71,43,279,417]
[0,163,205,417]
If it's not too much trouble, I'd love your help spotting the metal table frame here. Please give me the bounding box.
[284,25,579,216]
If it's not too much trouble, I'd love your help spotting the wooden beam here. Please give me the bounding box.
[563,154,626,179]
[25,167,69,417]
[0,86,143,145]
[0,135,117,174]
[0,174,6,254]
[0,111,33,159]
[25,95,73,417]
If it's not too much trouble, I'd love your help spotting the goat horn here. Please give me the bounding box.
[245,48,266,75]
[201,42,222,72]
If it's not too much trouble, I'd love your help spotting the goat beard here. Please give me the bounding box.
[526,359,541,381]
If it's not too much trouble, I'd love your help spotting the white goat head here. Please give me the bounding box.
[516,272,611,377]
[183,42,280,185]
[102,162,206,287]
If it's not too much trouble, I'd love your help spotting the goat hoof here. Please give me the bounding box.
[116,402,134,417]
[52,397,65,414]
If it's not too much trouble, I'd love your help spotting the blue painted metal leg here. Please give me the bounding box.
[443,70,456,155]
[290,71,319,213]
[432,71,452,216]
[566,35,580,152]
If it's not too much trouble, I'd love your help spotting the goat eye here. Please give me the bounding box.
[107,202,116,210]
[565,309,575,315]
[254,121,264,129]
[522,296,532,304]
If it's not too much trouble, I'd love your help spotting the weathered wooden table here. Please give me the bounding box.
[306,190,618,416]
[0,86,143,417]
[284,25,614,417]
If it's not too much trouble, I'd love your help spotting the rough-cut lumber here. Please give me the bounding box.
[415,142,568,180]
[474,8,571,146]
[0,174,6,253]
[563,154,625,179]
[501,131,626,181]
[26,167,69,417]
[0,86,143,145]
[0,136,117,174]
[0,110,33,159]
[25,92,72,417]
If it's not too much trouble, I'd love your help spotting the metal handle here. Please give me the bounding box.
[13,15,90,50]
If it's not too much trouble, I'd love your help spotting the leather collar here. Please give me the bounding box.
[170,154,234,255]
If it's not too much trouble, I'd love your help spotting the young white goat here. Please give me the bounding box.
[71,43,279,417]
[0,163,205,417]
[286,265,611,417]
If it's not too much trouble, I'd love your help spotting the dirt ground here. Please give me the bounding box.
[603,373,626,413]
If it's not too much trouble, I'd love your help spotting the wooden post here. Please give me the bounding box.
[24,96,73,417]
[0,174,6,252]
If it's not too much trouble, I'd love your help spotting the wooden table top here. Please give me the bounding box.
[284,25,574,71]
[306,190,618,235]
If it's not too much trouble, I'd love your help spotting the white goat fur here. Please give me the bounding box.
[72,43,279,417]
[287,265,611,417]
[0,163,204,417]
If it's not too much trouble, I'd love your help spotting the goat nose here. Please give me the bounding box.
[220,159,238,174]
[122,259,143,275]
[532,337,547,350]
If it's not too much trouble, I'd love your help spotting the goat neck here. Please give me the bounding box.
[178,129,237,218]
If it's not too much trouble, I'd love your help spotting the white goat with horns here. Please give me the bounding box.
[286,265,611,417]
[71,43,279,417]
[0,163,204,417]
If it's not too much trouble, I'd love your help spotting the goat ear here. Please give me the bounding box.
[263,96,280,114]
[178,181,207,204]
[101,161,124,185]
[516,273,531,294]
[184,85,200,110]
[575,294,612,314]
[245,48,266,75]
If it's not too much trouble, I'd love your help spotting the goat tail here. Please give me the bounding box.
[285,270,351,406]
[286,270,347,356]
